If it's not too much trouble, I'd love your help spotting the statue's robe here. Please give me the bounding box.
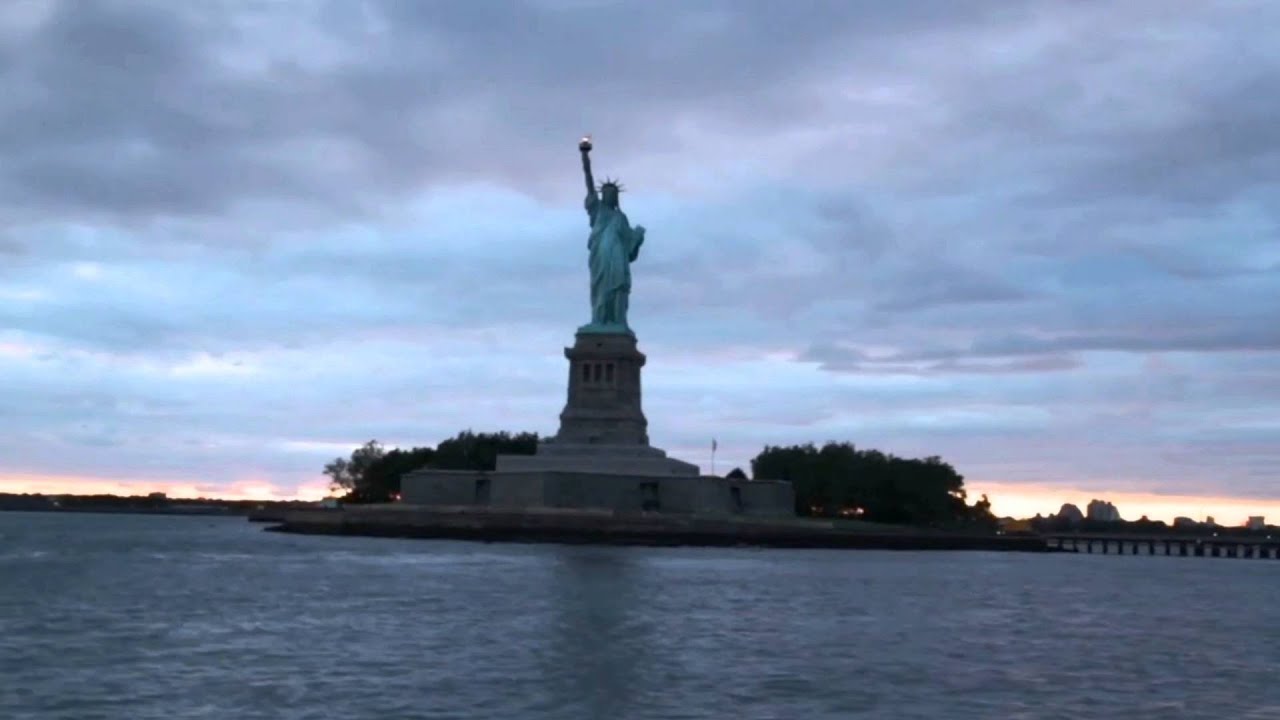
[585,190,644,327]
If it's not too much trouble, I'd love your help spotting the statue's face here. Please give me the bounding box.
[601,185,619,207]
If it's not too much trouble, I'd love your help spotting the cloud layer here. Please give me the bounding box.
[2,0,1278,519]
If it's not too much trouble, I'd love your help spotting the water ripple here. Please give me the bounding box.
[1,512,1277,719]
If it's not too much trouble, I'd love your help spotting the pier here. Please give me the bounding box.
[1043,534,1280,559]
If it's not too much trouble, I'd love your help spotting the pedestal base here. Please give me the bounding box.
[399,468,795,518]
[397,327,797,520]
[495,442,699,476]
[555,332,649,446]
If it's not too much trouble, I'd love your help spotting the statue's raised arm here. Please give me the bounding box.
[580,136,597,206]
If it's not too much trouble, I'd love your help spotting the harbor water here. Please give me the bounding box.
[1,512,1277,719]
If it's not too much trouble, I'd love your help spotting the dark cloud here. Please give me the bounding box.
[801,342,1082,376]
[0,0,1031,222]
[869,261,1031,313]
[3,0,1276,227]
[872,2,1280,210]
[802,319,1280,375]
[970,326,1280,356]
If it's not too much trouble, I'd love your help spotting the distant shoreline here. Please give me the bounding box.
[0,493,313,519]
[0,506,243,517]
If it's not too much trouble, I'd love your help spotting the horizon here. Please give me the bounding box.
[3,465,1277,528]
[1,1,1277,524]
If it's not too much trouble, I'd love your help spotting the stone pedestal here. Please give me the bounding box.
[495,442,699,476]
[494,331,698,476]
[554,332,648,445]
[399,329,795,518]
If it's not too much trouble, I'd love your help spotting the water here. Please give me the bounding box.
[1,512,1277,719]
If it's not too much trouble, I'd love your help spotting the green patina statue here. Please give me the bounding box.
[577,136,645,335]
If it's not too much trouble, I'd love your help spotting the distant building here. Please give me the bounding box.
[1056,503,1084,525]
[1205,516,1217,527]
[1173,516,1198,530]
[1246,516,1265,531]
[1086,499,1122,522]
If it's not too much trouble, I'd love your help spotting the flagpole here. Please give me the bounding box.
[711,438,717,477]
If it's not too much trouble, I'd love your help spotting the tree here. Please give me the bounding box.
[323,440,386,496]
[969,493,996,530]
[324,431,540,503]
[349,440,387,477]
[323,457,356,494]
[355,446,436,503]
[725,467,748,480]
[431,430,539,471]
[750,441,986,527]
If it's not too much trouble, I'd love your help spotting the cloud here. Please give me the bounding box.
[0,1,1277,515]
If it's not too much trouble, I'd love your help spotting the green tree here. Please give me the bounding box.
[352,446,437,503]
[324,431,541,503]
[323,458,355,494]
[750,441,987,527]
[323,440,386,496]
[431,430,539,470]
[725,467,748,480]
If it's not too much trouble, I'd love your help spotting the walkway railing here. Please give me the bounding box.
[1043,534,1280,559]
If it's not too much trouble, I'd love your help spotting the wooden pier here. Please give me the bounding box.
[1044,534,1280,559]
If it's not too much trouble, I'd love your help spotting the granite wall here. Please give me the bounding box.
[400,469,795,518]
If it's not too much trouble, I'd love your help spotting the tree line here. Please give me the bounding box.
[324,431,995,527]
[751,442,993,528]
[324,431,538,503]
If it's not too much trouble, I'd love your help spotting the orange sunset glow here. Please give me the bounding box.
[0,473,329,503]
[3,472,1275,527]
[969,482,1279,527]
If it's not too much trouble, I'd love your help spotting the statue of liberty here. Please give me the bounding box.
[578,136,645,334]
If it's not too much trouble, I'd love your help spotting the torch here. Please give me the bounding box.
[579,134,594,184]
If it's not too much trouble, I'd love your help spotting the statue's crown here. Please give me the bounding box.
[598,177,624,193]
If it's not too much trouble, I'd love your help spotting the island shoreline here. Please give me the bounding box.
[266,506,1056,552]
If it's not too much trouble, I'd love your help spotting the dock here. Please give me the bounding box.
[1044,533,1280,559]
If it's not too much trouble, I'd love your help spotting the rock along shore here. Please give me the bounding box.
[266,505,1053,552]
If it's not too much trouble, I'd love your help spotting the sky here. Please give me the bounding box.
[1,0,1278,523]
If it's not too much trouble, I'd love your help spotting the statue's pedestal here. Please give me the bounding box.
[400,330,793,517]
[496,331,697,476]
[555,332,649,446]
